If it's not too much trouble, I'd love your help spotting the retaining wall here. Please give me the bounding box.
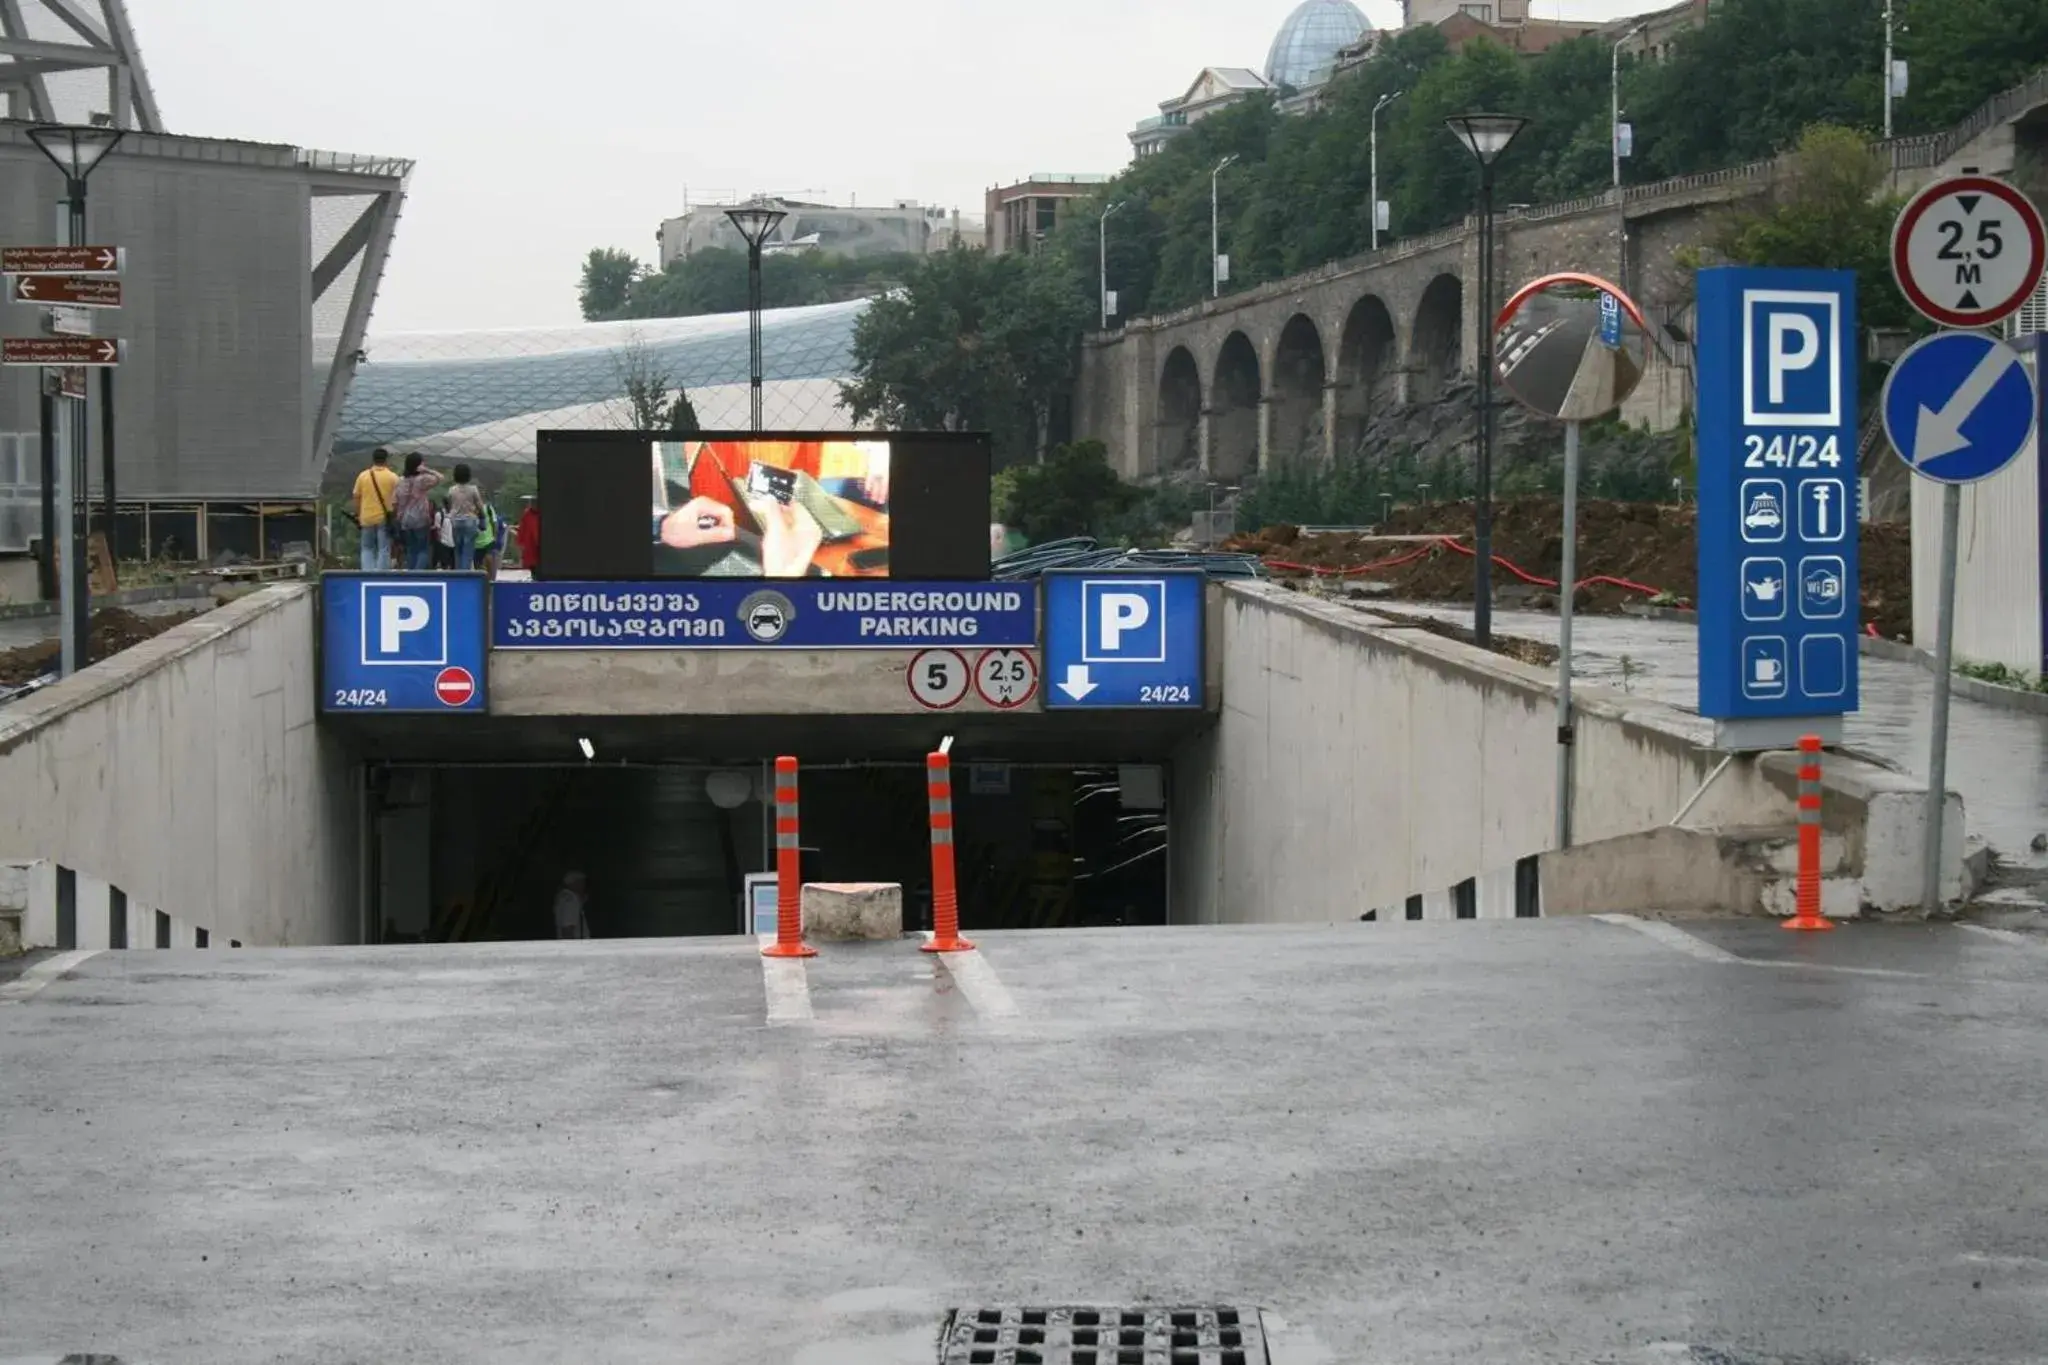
[0,583,357,947]
[1170,582,1963,924]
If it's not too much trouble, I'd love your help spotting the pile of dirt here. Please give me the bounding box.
[1228,497,1915,639]
[0,606,207,687]
[1363,605,1560,668]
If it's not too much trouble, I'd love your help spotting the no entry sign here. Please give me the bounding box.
[1891,175,2047,329]
[434,665,477,707]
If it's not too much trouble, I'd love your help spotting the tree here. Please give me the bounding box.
[579,248,642,321]
[589,247,927,322]
[612,333,702,433]
[995,440,1134,542]
[1897,0,2048,131]
[840,246,1093,464]
[1708,123,1913,329]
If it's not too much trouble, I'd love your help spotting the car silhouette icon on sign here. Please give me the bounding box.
[1744,494,1782,532]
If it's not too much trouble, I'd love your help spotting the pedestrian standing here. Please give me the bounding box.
[553,871,589,940]
[392,453,441,571]
[445,464,486,571]
[349,448,398,570]
[476,499,504,578]
[514,494,541,576]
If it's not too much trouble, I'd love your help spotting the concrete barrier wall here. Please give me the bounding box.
[0,584,357,946]
[1172,583,1798,925]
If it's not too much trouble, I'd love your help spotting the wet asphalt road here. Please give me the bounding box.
[2,921,2045,1365]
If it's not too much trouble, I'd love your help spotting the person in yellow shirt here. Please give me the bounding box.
[350,448,400,570]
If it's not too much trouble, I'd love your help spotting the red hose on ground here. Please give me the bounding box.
[1265,534,1669,600]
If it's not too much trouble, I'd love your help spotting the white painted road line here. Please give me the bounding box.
[1593,915,1927,978]
[1959,923,2043,949]
[927,939,1020,1020]
[757,936,814,1025]
[0,950,102,1003]
[1593,915,1743,963]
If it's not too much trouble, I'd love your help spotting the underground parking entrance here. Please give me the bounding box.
[343,714,1201,945]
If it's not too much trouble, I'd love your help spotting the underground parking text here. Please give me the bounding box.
[492,580,1037,650]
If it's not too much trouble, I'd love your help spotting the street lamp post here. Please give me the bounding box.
[1612,25,1644,191]
[1211,156,1237,298]
[1099,201,1124,330]
[27,123,124,677]
[725,204,787,432]
[1444,112,1527,651]
[1371,91,1403,251]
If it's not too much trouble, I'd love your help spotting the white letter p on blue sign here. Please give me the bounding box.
[381,595,429,654]
[361,581,447,665]
[1100,592,1151,650]
[1743,289,1840,427]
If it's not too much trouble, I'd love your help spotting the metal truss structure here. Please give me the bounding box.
[0,0,160,130]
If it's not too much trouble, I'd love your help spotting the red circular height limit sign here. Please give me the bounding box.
[1891,175,2047,330]
[973,648,1038,709]
[434,666,476,707]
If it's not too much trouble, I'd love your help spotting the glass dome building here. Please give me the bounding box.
[333,299,871,463]
[1264,0,1371,91]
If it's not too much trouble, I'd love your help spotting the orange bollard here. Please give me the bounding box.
[920,750,974,953]
[761,755,816,958]
[1783,734,1835,933]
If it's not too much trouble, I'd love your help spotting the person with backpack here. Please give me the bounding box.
[475,497,505,578]
[348,448,399,569]
[391,452,442,571]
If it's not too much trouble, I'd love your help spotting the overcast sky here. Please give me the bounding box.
[134,0,1661,333]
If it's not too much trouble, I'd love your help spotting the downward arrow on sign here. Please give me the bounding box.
[1914,341,2019,463]
[1056,663,1097,700]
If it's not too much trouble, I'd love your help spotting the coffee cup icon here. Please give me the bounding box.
[1755,656,1782,684]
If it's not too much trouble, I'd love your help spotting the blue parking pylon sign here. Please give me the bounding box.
[1695,267,1860,723]
[321,572,489,713]
[1881,330,2037,486]
[1040,569,1205,710]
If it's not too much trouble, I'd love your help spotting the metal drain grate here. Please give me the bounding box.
[939,1306,1268,1365]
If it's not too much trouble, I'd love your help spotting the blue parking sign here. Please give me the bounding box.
[1042,570,1205,710]
[322,572,489,714]
[1697,268,1860,730]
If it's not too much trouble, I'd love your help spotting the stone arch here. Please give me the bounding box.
[1268,313,1326,467]
[1210,330,1261,479]
[1154,345,1202,475]
[1333,294,1397,462]
[1410,273,1464,403]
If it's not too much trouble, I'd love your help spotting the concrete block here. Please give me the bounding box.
[127,899,155,951]
[799,882,903,941]
[0,907,19,956]
[14,860,56,948]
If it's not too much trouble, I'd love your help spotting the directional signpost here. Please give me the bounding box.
[0,245,123,275]
[12,274,121,308]
[0,337,123,366]
[3,235,128,677]
[1884,183,2044,912]
[1040,570,1205,710]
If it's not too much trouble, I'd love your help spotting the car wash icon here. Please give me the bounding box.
[1739,478,1787,543]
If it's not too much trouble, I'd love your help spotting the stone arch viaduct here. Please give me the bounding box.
[1073,69,2048,482]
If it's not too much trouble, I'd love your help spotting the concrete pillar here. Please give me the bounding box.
[1198,409,1213,475]
[1322,382,1341,465]
[1256,398,1274,474]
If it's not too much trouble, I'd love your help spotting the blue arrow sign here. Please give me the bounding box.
[1882,331,2038,486]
